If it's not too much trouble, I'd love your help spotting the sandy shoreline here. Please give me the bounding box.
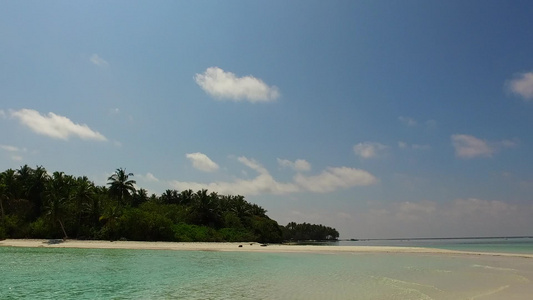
[1,239,532,258]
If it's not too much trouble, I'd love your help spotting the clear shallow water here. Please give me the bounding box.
[2,245,533,299]
[338,237,533,254]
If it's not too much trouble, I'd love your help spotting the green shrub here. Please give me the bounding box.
[173,223,220,242]
[222,212,243,228]
[117,208,174,241]
[30,217,54,238]
[219,228,255,242]
[4,215,31,238]
[251,217,283,243]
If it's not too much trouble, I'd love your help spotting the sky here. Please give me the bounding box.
[1,1,533,239]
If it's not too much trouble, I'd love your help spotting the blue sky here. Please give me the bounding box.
[2,1,533,238]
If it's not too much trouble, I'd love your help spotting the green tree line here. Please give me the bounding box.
[0,165,283,243]
[281,222,339,241]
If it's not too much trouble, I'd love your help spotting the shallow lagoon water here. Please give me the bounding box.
[2,245,533,299]
[339,237,533,254]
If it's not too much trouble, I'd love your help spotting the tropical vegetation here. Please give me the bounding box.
[282,222,339,241]
[0,165,339,243]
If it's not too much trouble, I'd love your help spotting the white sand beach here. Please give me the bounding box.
[1,239,532,258]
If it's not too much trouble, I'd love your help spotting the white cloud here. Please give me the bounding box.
[145,172,159,182]
[186,152,220,172]
[353,142,387,159]
[0,110,6,118]
[194,67,280,103]
[0,144,27,161]
[238,156,268,174]
[90,54,109,67]
[451,134,493,158]
[170,156,377,196]
[398,116,417,126]
[294,167,377,193]
[277,158,311,172]
[10,109,107,141]
[507,71,533,101]
[137,172,159,182]
[172,156,298,195]
[451,134,517,159]
[0,144,20,152]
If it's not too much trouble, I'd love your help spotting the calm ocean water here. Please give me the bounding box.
[338,237,533,254]
[2,238,533,299]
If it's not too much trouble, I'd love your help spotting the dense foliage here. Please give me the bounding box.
[0,165,284,243]
[281,222,339,241]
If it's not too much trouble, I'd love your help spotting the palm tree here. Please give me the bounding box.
[16,165,32,185]
[14,165,49,220]
[160,189,179,205]
[191,189,221,227]
[2,169,19,200]
[28,166,48,219]
[107,168,136,207]
[88,186,109,226]
[1,169,27,219]
[99,204,122,241]
[44,172,71,239]
[132,188,148,207]
[178,189,194,206]
[231,195,253,219]
[250,204,267,217]
[73,176,95,234]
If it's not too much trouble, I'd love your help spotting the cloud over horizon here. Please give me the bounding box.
[194,67,280,103]
[349,198,533,238]
[294,167,377,193]
[170,156,377,196]
[10,109,107,141]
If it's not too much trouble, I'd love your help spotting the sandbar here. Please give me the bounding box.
[1,239,532,258]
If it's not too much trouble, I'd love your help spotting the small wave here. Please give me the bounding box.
[371,275,444,295]
[433,269,452,273]
[469,285,509,300]
[471,264,517,272]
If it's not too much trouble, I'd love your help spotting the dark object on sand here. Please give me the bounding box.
[238,245,243,247]
[260,244,267,247]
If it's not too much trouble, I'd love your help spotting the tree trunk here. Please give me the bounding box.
[58,219,68,240]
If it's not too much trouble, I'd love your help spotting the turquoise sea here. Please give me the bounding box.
[2,238,533,299]
[339,236,533,254]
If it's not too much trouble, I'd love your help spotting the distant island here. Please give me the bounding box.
[0,165,338,243]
